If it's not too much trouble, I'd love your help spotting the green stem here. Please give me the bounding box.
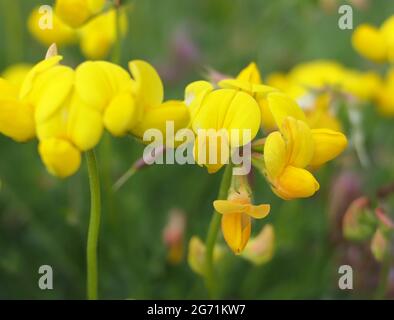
[86,150,101,300]
[204,164,233,298]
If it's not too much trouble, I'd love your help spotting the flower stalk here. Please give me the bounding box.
[204,163,233,298]
[86,150,101,300]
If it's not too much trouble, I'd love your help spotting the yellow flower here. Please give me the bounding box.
[186,81,261,173]
[218,62,278,133]
[76,59,190,139]
[213,179,270,254]
[28,5,128,60]
[55,0,106,28]
[241,224,275,265]
[352,16,394,63]
[79,8,128,60]
[28,7,77,47]
[263,92,347,200]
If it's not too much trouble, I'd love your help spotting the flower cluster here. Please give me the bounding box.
[0,51,189,177]
[28,0,128,59]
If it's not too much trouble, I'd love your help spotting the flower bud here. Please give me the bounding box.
[241,224,275,265]
[370,229,390,262]
[162,209,186,265]
[187,236,224,276]
[343,197,376,241]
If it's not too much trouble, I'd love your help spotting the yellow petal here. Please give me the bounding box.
[246,204,270,219]
[264,131,287,180]
[0,99,35,142]
[192,89,261,147]
[131,100,190,140]
[103,93,137,136]
[275,165,320,200]
[129,60,164,108]
[352,24,387,62]
[75,61,112,111]
[193,130,230,174]
[236,62,262,84]
[28,8,77,47]
[34,66,74,123]
[19,56,63,101]
[282,117,314,168]
[67,95,104,151]
[309,129,347,167]
[38,138,81,178]
[213,200,248,214]
[221,212,251,255]
[184,80,213,122]
[267,92,306,129]
[55,0,93,28]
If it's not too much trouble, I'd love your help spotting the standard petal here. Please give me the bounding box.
[221,212,251,255]
[75,61,113,111]
[309,128,348,167]
[129,60,164,108]
[264,131,287,180]
[275,165,320,200]
[267,92,306,129]
[35,66,74,123]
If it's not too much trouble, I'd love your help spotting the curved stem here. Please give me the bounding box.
[86,150,101,300]
[204,164,233,298]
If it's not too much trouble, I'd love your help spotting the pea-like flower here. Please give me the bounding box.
[15,52,189,178]
[185,80,261,173]
[213,178,270,254]
[263,92,347,200]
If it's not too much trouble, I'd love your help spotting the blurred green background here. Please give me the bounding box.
[0,0,394,299]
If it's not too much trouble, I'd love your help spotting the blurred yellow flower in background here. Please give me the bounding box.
[352,15,394,63]
[28,3,128,60]
[55,0,106,28]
